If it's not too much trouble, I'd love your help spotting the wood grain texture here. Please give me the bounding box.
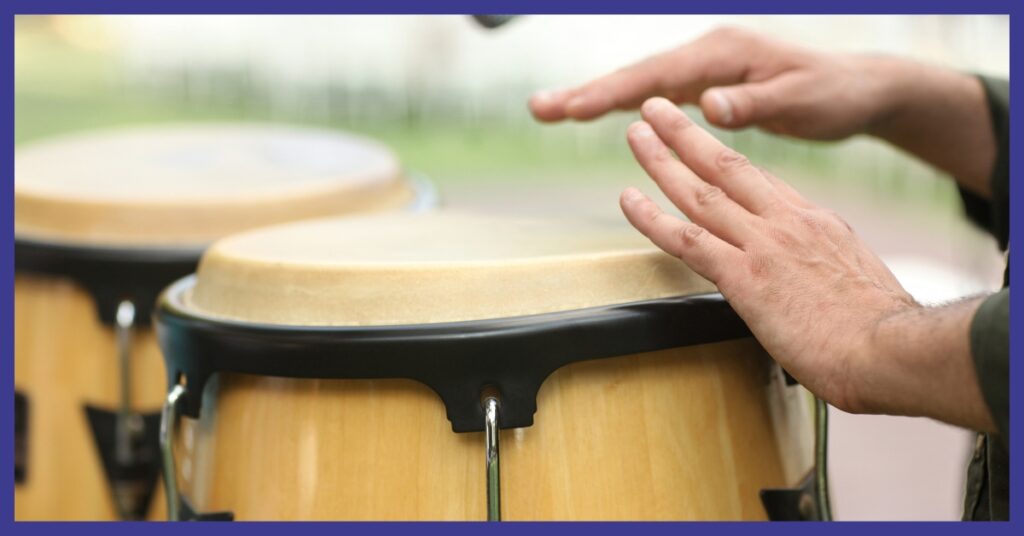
[180,338,811,520]
[14,275,168,520]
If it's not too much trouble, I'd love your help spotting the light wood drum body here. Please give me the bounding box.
[14,124,421,520]
[159,213,813,521]
[15,274,170,520]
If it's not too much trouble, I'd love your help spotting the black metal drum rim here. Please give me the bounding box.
[155,274,753,432]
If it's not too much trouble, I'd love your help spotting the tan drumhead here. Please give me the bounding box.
[15,124,413,247]
[186,212,716,326]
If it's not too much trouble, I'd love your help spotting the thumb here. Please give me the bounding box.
[700,77,793,129]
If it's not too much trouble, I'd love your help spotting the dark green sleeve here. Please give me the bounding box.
[958,75,1009,442]
[958,76,1009,250]
[958,75,1010,522]
[970,289,1009,439]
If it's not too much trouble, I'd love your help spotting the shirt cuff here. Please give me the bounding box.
[970,289,1009,440]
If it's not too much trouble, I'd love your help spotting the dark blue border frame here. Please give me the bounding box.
[3,1,1018,533]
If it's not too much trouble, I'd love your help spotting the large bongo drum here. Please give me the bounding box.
[155,212,820,521]
[14,124,429,520]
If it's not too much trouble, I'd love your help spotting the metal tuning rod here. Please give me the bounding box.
[483,394,501,521]
[115,300,140,468]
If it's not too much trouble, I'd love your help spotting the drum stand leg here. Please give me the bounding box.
[160,384,187,521]
[483,395,501,522]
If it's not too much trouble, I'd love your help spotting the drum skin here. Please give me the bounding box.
[178,340,808,520]
[14,274,167,521]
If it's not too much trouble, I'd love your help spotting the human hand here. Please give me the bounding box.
[619,97,997,431]
[618,97,921,413]
[529,26,895,140]
[530,26,997,195]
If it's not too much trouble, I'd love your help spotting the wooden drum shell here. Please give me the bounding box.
[14,274,168,520]
[177,338,810,520]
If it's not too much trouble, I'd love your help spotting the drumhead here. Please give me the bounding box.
[15,124,413,247]
[186,212,716,326]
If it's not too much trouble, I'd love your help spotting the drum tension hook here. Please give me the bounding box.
[760,397,833,521]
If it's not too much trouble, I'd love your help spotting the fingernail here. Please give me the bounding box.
[629,121,654,137]
[623,188,645,202]
[707,90,733,125]
[641,96,674,114]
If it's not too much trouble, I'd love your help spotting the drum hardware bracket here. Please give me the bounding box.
[760,471,820,521]
[15,239,200,326]
[180,495,234,521]
[84,405,164,520]
[759,398,832,521]
[15,391,28,484]
[156,280,753,434]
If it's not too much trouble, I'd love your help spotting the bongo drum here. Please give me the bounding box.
[155,212,820,521]
[14,123,429,521]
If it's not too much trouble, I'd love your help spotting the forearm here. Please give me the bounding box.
[850,296,996,431]
[865,57,997,198]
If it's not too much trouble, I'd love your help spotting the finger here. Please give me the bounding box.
[619,187,741,284]
[626,121,759,247]
[529,52,676,123]
[641,97,780,215]
[529,89,575,122]
[560,52,676,121]
[699,74,803,129]
[757,167,814,209]
[530,32,760,123]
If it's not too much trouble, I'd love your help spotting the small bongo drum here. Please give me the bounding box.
[15,124,429,520]
[155,212,821,521]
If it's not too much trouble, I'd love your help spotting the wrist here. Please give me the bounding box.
[860,58,996,194]
[848,297,990,429]
[842,300,922,415]
[856,54,924,138]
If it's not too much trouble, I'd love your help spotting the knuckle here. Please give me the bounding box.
[715,149,752,174]
[746,251,775,277]
[644,205,664,225]
[649,145,676,163]
[794,209,828,232]
[824,209,855,232]
[694,184,725,206]
[677,224,706,248]
[766,224,797,247]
